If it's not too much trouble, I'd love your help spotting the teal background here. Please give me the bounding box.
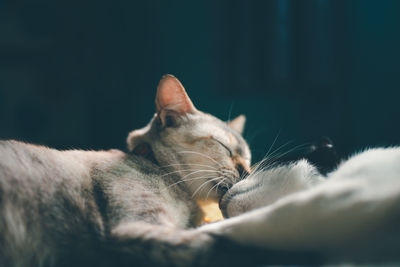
[1,0,400,161]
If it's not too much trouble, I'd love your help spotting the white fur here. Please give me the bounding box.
[222,159,323,217]
[200,147,400,263]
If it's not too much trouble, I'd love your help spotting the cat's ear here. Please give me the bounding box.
[228,115,246,134]
[155,74,197,127]
[127,124,155,161]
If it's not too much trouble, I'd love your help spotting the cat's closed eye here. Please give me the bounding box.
[191,136,233,157]
[213,139,233,157]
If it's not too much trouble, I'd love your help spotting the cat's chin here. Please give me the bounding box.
[218,184,243,218]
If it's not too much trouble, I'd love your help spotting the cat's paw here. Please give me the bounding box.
[220,160,323,218]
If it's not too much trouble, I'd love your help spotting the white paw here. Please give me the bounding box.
[220,160,323,218]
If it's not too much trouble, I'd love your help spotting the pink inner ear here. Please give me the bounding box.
[155,75,196,114]
[133,143,150,156]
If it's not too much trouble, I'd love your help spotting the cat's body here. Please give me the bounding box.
[0,140,201,266]
[0,75,254,267]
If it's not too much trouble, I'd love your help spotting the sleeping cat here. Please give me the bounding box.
[0,75,254,267]
[2,74,399,266]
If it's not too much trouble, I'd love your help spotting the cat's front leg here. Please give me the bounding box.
[105,222,214,267]
[106,221,318,267]
[106,221,261,267]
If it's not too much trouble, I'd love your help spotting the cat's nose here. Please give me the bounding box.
[236,163,250,179]
[233,156,251,179]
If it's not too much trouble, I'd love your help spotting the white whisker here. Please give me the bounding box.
[164,174,218,190]
[156,168,216,179]
[191,176,222,198]
[206,177,227,200]
[252,142,311,174]
[178,151,223,167]
[159,163,217,170]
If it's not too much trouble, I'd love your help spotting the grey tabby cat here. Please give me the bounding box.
[0,75,260,267]
[5,74,396,266]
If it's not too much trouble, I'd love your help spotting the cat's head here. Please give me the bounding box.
[127,75,251,201]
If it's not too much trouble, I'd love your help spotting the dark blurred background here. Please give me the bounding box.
[1,0,400,162]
